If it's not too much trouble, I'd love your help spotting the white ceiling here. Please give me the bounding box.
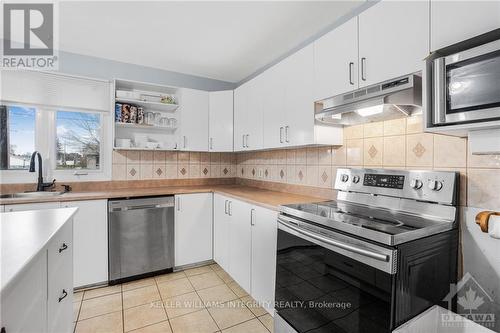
[59,1,364,83]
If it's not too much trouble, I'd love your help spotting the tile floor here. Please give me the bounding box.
[73,263,274,333]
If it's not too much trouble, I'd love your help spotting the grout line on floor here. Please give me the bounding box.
[120,284,125,333]
[186,266,222,332]
[154,270,175,333]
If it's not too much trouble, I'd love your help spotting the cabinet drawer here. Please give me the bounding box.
[47,220,73,333]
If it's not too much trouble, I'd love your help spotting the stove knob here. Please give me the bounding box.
[341,174,349,182]
[428,180,443,191]
[410,179,423,189]
[352,175,360,184]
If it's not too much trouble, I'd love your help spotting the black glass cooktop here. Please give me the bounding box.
[280,200,449,245]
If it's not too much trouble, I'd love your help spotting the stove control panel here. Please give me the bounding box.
[363,174,405,189]
[334,168,458,205]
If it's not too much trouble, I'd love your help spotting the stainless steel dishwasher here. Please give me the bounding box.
[108,196,174,284]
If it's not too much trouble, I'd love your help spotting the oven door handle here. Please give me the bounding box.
[278,217,390,262]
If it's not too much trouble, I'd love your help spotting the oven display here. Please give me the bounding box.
[363,174,405,189]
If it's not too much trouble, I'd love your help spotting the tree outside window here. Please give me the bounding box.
[56,111,101,170]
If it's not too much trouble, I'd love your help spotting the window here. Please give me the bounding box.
[56,111,102,170]
[1,71,111,183]
[0,105,36,170]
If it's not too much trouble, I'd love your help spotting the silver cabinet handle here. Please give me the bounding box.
[361,57,367,81]
[242,134,246,148]
[210,137,214,150]
[279,127,284,143]
[250,208,255,226]
[228,201,232,216]
[224,200,228,214]
[176,197,181,211]
[183,136,187,149]
[246,134,250,148]
[348,62,354,85]
[278,217,389,262]
[285,126,289,143]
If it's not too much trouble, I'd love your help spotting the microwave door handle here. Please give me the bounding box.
[433,58,447,125]
[278,218,389,262]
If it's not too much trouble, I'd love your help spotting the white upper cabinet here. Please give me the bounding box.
[233,83,247,151]
[430,1,500,51]
[358,0,430,86]
[209,90,234,152]
[283,44,315,147]
[179,88,209,151]
[313,16,358,101]
[262,62,286,149]
[234,77,263,151]
[260,44,342,149]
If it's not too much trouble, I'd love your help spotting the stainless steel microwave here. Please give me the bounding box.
[425,38,500,126]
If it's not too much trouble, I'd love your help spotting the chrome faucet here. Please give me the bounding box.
[29,151,56,192]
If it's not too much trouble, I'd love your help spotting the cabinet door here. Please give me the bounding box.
[1,251,47,333]
[262,63,286,149]
[180,88,209,151]
[283,44,315,146]
[251,206,278,315]
[430,1,500,51]
[228,199,252,293]
[358,0,429,86]
[233,84,248,151]
[213,194,230,272]
[61,200,108,288]
[175,193,213,266]
[209,90,234,152]
[314,16,358,101]
[4,202,60,212]
[245,77,264,150]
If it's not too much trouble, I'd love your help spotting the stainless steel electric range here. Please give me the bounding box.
[275,168,460,333]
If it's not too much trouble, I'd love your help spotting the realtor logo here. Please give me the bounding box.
[443,272,496,330]
[1,2,58,69]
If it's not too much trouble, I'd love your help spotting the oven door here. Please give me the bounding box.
[275,214,397,333]
[433,38,500,125]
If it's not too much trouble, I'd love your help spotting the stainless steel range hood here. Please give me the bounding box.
[315,74,422,126]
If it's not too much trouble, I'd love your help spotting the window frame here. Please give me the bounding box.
[48,107,112,182]
[0,103,112,184]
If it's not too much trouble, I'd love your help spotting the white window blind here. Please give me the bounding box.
[1,70,111,112]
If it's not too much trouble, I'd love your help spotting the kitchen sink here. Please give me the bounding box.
[0,191,65,199]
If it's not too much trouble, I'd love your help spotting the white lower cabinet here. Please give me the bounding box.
[213,195,278,314]
[47,221,74,333]
[174,193,213,267]
[214,194,231,272]
[1,219,73,333]
[251,206,278,314]
[60,200,108,288]
[228,199,252,293]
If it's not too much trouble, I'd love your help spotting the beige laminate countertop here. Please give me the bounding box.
[0,185,324,211]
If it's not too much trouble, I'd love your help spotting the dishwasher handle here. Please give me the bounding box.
[110,202,174,212]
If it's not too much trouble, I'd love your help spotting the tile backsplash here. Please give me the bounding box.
[111,116,500,209]
[112,151,237,181]
[235,116,499,209]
